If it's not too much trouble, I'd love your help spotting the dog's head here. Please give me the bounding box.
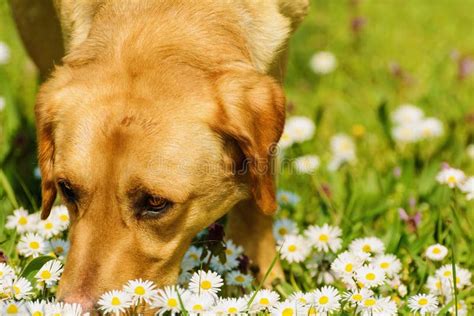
[35,4,286,308]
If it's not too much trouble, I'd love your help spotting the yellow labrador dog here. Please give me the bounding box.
[13,0,308,310]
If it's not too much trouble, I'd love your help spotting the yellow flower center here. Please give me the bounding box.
[352,294,363,301]
[225,249,233,255]
[6,305,18,314]
[319,296,329,304]
[13,286,20,295]
[278,227,288,236]
[318,234,329,242]
[362,244,371,252]
[45,222,53,230]
[228,307,238,313]
[380,262,390,269]
[32,312,43,316]
[281,195,289,203]
[366,272,376,281]
[418,298,428,306]
[59,214,69,222]
[352,124,365,138]
[282,308,294,316]
[259,298,269,305]
[111,297,121,306]
[308,307,317,315]
[18,217,28,225]
[345,263,353,272]
[190,254,198,260]
[30,241,40,250]
[193,304,203,311]
[288,245,297,252]
[443,271,452,277]
[201,280,212,290]
[298,297,307,304]
[364,298,376,307]
[447,176,457,184]
[41,270,52,280]
[436,281,442,289]
[55,246,64,254]
[167,298,178,307]
[134,286,145,295]
[432,247,441,254]
[235,275,245,283]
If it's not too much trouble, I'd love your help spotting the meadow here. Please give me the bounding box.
[0,0,473,315]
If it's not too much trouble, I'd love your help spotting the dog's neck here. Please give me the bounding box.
[57,0,294,74]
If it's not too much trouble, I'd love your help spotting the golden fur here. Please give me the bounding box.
[32,0,308,310]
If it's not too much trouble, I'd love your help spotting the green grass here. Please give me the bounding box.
[0,0,473,314]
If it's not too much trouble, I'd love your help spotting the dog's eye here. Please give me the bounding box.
[58,180,76,202]
[140,195,172,217]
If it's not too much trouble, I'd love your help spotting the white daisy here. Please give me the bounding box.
[26,301,47,316]
[304,224,342,253]
[50,205,70,230]
[309,51,337,74]
[343,288,374,306]
[392,123,422,144]
[5,208,37,234]
[153,285,188,315]
[426,275,447,296]
[44,302,66,315]
[183,294,214,314]
[459,176,474,200]
[284,116,316,143]
[1,300,27,315]
[226,271,253,287]
[97,290,133,315]
[37,217,62,239]
[331,251,364,281]
[35,260,63,287]
[467,144,474,159]
[355,264,386,288]
[391,104,424,125]
[372,254,402,277]
[408,293,439,315]
[294,155,320,174]
[250,289,280,312]
[420,117,443,138]
[436,167,466,188]
[349,237,385,256]
[425,244,448,261]
[449,300,468,316]
[188,270,223,299]
[436,264,472,289]
[123,279,158,305]
[278,234,310,263]
[273,218,298,241]
[182,246,204,270]
[0,42,10,64]
[276,191,300,206]
[48,239,70,258]
[210,255,239,274]
[278,129,295,149]
[330,133,356,162]
[308,285,340,313]
[63,303,83,316]
[224,239,243,259]
[360,296,398,316]
[270,300,307,316]
[213,297,246,315]
[0,263,15,281]
[5,277,33,300]
[288,291,313,305]
[17,233,47,258]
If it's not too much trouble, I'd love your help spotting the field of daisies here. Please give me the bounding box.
[1,1,474,315]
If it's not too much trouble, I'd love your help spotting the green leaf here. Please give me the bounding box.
[0,169,19,209]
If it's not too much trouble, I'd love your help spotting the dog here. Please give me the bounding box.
[12,0,308,311]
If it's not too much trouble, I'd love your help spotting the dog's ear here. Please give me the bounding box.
[212,69,285,215]
[35,88,58,220]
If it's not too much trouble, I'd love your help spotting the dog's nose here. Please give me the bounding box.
[60,294,95,312]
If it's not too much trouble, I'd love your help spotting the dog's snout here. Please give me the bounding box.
[59,293,95,312]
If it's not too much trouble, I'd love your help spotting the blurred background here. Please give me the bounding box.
[1,0,474,215]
